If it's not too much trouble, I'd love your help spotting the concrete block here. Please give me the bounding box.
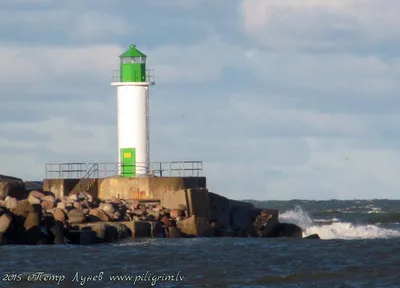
[120,221,150,238]
[208,192,230,229]
[161,188,211,219]
[168,227,182,238]
[68,230,97,245]
[149,221,164,238]
[0,175,26,200]
[177,216,211,237]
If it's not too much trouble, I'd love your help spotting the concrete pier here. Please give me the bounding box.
[43,176,206,200]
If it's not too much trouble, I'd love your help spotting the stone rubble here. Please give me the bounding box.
[0,175,320,245]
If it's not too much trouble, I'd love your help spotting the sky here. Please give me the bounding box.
[1,0,400,200]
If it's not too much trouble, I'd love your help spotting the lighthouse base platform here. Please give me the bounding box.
[43,176,206,200]
[43,161,206,201]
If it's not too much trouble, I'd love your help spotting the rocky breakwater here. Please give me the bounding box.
[0,187,319,245]
[0,190,205,245]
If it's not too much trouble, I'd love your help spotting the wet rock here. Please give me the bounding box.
[0,214,12,233]
[0,200,5,207]
[230,202,254,236]
[77,192,86,200]
[149,221,164,238]
[68,209,86,224]
[168,227,182,238]
[53,208,67,222]
[253,209,279,238]
[69,194,78,202]
[5,197,18,209]
[0,233,9,245]
[74,222,130,243]
[49,223,66,244]
[304,234,320,240]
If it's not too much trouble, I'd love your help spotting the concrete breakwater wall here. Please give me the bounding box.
[0,175,319,245]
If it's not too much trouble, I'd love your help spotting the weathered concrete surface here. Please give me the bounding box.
[229,199,256,235]
[68,230,97,245]
[98,176,206,200]
[43,179,98,199]
[161,188,211,219]
[177,216,211,237]
[0,175,26,200]
[118,221,150,238]
[43,176,206,200]
[208,192,230,229]
[71,222,131,243]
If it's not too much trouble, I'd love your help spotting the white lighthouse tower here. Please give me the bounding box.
[111,44,155,177]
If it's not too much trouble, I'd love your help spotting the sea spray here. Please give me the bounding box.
[279,206,400,240]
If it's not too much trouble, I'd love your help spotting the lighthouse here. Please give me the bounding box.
[111,44,155,177]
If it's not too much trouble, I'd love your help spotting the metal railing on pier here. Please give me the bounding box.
[44,161,203,179]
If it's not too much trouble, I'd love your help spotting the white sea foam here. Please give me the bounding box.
[279,206,400,240]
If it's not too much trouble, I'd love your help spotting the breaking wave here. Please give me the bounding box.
[279,206,400,240]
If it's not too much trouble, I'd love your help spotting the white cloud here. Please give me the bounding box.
[1,0,400,201]
[240,0,400,49]
[0,44,121,86]
[69,12,137,42]
[146,37,243,84]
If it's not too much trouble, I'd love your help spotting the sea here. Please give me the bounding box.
[1,199,400,287]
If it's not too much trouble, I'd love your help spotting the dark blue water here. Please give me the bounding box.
[1,200,400,287]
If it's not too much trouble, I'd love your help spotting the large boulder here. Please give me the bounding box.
[0,175,26,200]
[0,214,12,233]
[87,209,110,222]
[229,200,255,236]
[5,197,18,210]
[71,222,131,243]
[208,192,231,230]
[177,216,211,237]
[68,209,86,224]
[252,209,279,237]
[304,234,320,239]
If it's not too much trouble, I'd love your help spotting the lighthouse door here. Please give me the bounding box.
[120,148,136,177]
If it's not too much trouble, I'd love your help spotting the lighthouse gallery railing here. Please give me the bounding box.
[44,161,203,179]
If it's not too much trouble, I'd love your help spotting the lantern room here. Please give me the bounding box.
[119,44,147,82]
